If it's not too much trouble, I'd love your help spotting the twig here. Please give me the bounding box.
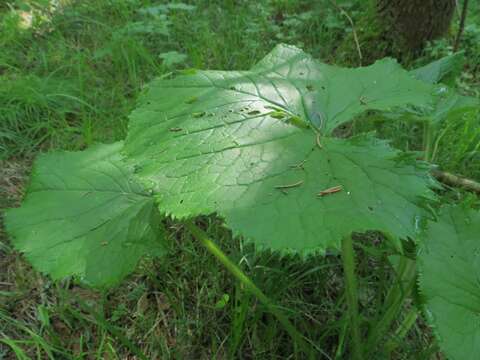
[274,180,304,190]
[275,180,304,196]
[432,169,480,194]
[317,185,343,197]
[453,0,469,52]
[329,0,363,66]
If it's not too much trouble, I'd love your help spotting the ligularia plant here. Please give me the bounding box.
[5,45,480,359]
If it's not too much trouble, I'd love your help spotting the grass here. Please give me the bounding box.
[0,0,479,359]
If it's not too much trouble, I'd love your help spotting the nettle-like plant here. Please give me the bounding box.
[5,45,480,359]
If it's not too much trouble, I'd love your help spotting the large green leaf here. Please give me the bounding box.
[125,44,438,253]
[128,44,434,137]
[429,90,479,125]
[403,85,479,126]
[408,54,478,126]
[411,52,464,85]
[418,205,480,360]
[4,142,166,287]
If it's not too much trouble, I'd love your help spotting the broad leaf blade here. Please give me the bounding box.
[408,53,478,126]
[125,46,438,252]
[126,44,435,143]
[124,45,438,253]
[126,120,435,254]
[418,205,480,360]
[221,135,437,253]
[411,52,464,85]
[4,142,166,287]
[429,89,479,125]
[252,45,435,132]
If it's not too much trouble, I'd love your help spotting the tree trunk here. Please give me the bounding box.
[336,0,457,65]
[376,0,456,51]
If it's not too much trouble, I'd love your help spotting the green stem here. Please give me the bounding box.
[334,315,349,359]
[341,234,363,360]
[366,257,416,354]
[185,221,315,357]
[395,308,418,339]
[423,122,434,161]
[430,125,450,163]
[385,307,418,354]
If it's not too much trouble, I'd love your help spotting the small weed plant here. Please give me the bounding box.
[5,45,480,359]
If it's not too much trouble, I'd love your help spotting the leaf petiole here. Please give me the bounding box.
[341,234,363,360]
[185,220,318,358]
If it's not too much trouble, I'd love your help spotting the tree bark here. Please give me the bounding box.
[337,0,457,65]
[375,0,456,52]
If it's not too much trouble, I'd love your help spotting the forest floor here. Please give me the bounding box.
[0,1,479,359]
